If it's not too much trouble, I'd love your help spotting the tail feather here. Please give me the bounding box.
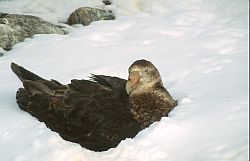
[23,80,55,95]
[11,62,59,95]
[11,62,45,83]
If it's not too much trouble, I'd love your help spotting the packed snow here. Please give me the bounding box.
[0,0,248,161]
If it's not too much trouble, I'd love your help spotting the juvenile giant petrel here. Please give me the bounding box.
[11,59,177,151]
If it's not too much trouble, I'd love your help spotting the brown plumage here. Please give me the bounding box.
[11,59,177,151]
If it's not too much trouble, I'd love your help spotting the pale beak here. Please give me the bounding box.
[126,71,140,95]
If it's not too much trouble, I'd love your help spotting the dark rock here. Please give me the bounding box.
[67,7,115,26]
[0,13,65,51]
[103,0,112,5]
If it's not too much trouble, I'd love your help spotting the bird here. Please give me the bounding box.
[11,59,177,151]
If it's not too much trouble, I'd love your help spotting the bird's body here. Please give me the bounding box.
[11,60,177,151]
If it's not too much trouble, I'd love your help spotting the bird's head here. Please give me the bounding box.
[126,59,163,95]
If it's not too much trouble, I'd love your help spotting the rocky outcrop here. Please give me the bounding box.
[67,7,115,26]
[103,0,112,5]
[0,13,65,51]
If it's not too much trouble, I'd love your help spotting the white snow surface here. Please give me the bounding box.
[0,0,248,161]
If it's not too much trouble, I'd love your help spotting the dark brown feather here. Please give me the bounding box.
[11,63,141,151]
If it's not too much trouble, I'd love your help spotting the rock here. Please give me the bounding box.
[67,7,115,26]
[0,13,65,51]
[103,0,112,5]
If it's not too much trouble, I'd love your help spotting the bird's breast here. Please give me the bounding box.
[129,92,175,128]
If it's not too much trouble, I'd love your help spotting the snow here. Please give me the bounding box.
[0,0,248,161]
